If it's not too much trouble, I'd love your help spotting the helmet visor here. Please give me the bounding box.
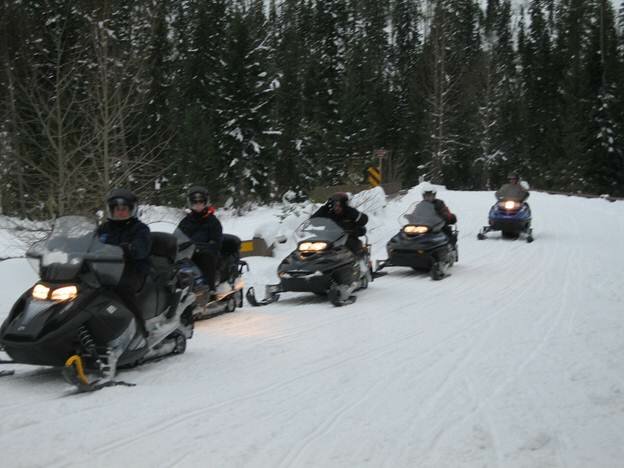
[107,197,135,219]
[189,193,207,205]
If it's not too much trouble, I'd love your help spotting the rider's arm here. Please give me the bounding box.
[434,200,457,224]
[345,207,367,226]
[127,223,151,261]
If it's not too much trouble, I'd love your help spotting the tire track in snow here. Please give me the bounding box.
[275,378,388,468]
[412,206,580,467]
[90,323,431,457]
[380,229,564,465]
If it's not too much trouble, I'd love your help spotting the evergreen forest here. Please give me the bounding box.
[1,0,623,217]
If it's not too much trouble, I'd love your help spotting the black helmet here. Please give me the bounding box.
[327,192,349,213]
[187,185,209,205]
[106,188,138,220]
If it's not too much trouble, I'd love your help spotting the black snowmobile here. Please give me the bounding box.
[246,218,372,307]
[375,201,458,280]
[0,216,195,392]
[175,232,248,320]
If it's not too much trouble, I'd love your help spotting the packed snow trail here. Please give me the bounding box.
[1,189,624,467]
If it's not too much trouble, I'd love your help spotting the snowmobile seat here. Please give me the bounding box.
[150,232,177,263]
[219,234,241,282]
[149,232,177,280]
[221,234,241,258]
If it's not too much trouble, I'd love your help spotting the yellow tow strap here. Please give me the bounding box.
[65,355,89,385]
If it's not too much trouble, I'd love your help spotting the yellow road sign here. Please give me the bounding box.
[367,166,381,187]
[240,240,254,253]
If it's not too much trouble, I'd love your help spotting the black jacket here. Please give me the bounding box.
[97,218,152,274]
[177,209,223,255]
[311,204,368,237]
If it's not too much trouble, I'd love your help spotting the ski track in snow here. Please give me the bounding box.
[1,190,624,467]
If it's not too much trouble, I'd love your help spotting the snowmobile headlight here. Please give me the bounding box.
[500,200,520,210]
[403,225,429,235]
[298,241,328,253]
[32,284,50,300]
[50,285,78,302]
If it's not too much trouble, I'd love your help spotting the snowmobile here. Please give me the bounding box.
[375,201,458,280]
[477,196,533,242]
[0,216,195,392]
[246,217,372,307]
[175,232,248,320]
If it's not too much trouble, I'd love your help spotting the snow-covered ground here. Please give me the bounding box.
[1,186,624,468]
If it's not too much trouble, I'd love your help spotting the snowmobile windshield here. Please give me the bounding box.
[401,202,445,230]
[496,184,528,202]
[295,218,346,244]
[26,216,124,284]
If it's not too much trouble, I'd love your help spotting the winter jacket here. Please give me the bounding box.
[431,199,457,225]
[311,204,368,237]
[177,207,223,255]
[496,183,529,202]
[97,217,152,274]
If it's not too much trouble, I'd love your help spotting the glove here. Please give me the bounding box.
[448,214,457,224]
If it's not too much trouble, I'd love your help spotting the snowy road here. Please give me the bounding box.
[1,189,624,467]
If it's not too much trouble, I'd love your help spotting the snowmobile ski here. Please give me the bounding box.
[246,286,280,307]
[62,355,135,393]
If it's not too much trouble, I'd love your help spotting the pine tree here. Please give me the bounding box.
[477,0,520,189]
[389,0,423,187]
[521,0,559,187]
[581,0,623,194]
[218,2,277,206]
[272,0,307,195]
[422,0,481,186]
[171,0,229,204]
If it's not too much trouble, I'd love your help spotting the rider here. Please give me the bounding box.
[97,188,151,335]
[311,192,368,255]
[496,172,530,202]
[176,186,223,298]
[419,183,457,245]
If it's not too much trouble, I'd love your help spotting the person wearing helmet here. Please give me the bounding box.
[419,183,457,245]
[311,192,368,255]
[97,188,152,336]
[496,172,529,202]
[176,186,223,297]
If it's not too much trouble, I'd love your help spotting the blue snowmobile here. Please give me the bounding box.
[477,197,533,242]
